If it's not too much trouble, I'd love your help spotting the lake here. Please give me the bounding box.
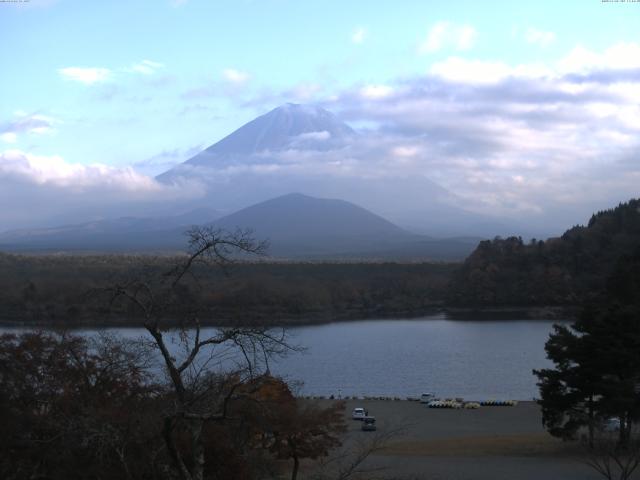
[1,313,563,400]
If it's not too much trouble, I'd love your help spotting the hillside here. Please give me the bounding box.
[209,193,479,259]
[448,198,640,307]
[0,192,479,260]
[0,209,221,252]
[212,193,412,257]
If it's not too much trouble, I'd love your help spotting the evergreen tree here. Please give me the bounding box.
[534,249,640,448]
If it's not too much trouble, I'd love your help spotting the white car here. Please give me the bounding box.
[352,407,366,420]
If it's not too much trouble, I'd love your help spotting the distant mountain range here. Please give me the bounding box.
[0,193,480,260]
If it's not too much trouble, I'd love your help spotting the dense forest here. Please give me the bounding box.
[0,255,454,326]
[2,198,639,326]
[448,199,640,307]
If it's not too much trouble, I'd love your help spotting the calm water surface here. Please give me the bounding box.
[2,314,563,400]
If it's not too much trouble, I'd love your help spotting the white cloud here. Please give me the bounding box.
[2,112,59,141]
[0,133,17,144]
[429,41,640,86]
[430,57,514,84]
[290,83,322,100]
[129,59,164,75]
[314,41,640,223]
[182,40,640,227]
[222,68,250,84]
[0,149,204,230]
[429,56,556,84]
[558,42,640,74]
[293,131,331,141]
[525,28,556,47]
[352,27,366,44]
[58,67,111,84]
[391,146,420,158]
[419,22,477,54]
[360,84,394,99]
[0,149,164,189]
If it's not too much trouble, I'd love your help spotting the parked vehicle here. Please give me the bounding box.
[352,407,366,420]
[420,393,436,403]
[602,417,621,432]
[361,416,377,431]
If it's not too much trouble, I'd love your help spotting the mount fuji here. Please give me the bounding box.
[158,103,515,238]
[0,103,524,255]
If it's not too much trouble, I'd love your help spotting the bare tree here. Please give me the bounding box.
[582,426,640,480]
[310,425,406,480]
[107,226,297,480]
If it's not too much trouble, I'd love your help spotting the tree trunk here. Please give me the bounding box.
[190,419,205,480]
[588,396,594,449]
[291,454,300,480]
[163,417,192,480]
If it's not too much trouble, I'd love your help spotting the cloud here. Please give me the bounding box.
[293,131,331,141]
[0,149,164,189]
[12,41,640,233]
[182,69,253,99]
[391,145,420,158]
[59,61,164,86]
[58,67,111,84]
[134,145,204,176]
[226,42,640,228]
[0,133,16,144]
[173,41,640,233]
[352,27,366,44]
[430,57,515,84]
[559,42,640,74]
[237,82,325,108]
[525,28,556,47]
[0,149,204,230]
[128,60,164,75]
[419,22,476,54]
[1,112,59,142]
[222,68,250,84]
[360,84,394,99]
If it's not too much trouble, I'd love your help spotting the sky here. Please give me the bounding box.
[1,0,640,232]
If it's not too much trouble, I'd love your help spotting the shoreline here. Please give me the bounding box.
[0,305,575,329]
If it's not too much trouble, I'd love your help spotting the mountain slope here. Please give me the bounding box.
[0,208,221,252]
[0,193,479,259]
[215,192,406,238]
[190,103,354,159]
[210,193,479,259]
[158,103,354,181]
[211,193,410,256]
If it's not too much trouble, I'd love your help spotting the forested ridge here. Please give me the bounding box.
[448,198,640,307]
[0,256,453,326]
[2,199,639,325]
